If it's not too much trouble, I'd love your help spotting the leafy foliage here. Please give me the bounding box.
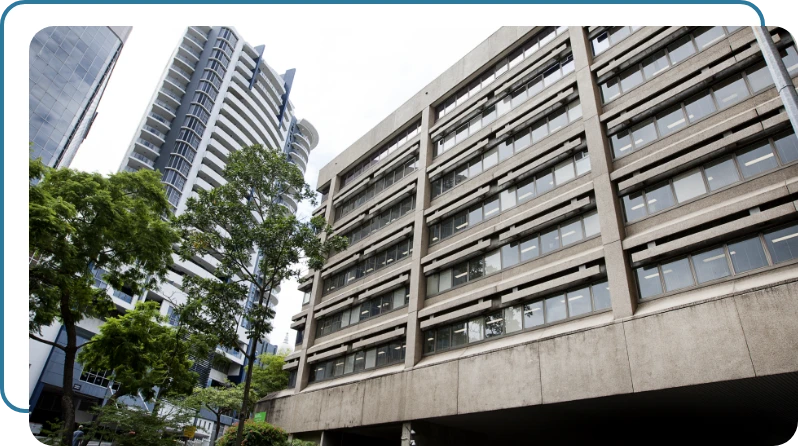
[251,353,289,399]
[82,401,194,446]
[215,420,289,446]
[183,383,255,441]
[29,158,179,445]
[174,144,347,445]
[77,302,210,401]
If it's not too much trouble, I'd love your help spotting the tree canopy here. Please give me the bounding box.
[175,144,347,445]
[29,158,179,445]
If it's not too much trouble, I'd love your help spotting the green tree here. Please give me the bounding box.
[77,301,212,403]
[250,353,289,400]
[175,144,347,446]
[184,383,255,442]
[29,159,178,445]
[215,420,288,446]
[82,399,194,446]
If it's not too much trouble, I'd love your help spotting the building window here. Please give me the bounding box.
[621,131,797,222]
[635,223,798,300]
[430,150,590,244]
[307,338,406,383]
[341,196,415,248]
[317,286,409,338]
[433,62,577,159]
[608,48,797,159]
[423,281,611,355]
[591,26,642,55]
[79,368,119,390]
[426,211,600,297]
[322,238,414,295]
[600,27,741,103]
[335,158,418,220]
[436,27,567,119]
[340,122,421,188]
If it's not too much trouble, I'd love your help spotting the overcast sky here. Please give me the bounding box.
[70,24,498,348]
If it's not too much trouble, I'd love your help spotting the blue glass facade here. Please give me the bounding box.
[29,26,125,167]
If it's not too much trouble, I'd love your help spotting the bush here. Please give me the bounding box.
[216,420,289,446]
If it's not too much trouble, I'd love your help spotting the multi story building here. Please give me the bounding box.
[29,26,318,442]
[260,26,798,444]
[29,26,132,167]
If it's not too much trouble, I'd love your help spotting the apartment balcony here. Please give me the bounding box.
[187,26,209,43]
[169,65,192,84]
[290,142,309,162]
[239,52,257,71]
[173,53,197,73]
[288,151,307,172]
[134,137,161,158]
[171,255,215,281]
[206,137,231,163]
[202,150,226,174]
[164,76,187,95]
[158,87,183,107]
[112,289,134,305]
[182,32,205,53]
[146,111,172,133]
[198,163,227,189]
[193,176,213,192]
[153,100,177,118]
[128,151,156,170]
[141,124,166,144]
[179,44,201,62]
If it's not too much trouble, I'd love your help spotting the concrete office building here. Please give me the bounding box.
[30,26,318,441]
[259,26,798,444]
[29,26,132,167]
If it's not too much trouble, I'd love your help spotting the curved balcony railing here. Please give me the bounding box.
[143,125,166,140]
[129,151,155,168]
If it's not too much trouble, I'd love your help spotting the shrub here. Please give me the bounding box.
[216,420,289,446]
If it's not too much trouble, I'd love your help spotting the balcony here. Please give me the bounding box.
[179,45,201,62]
[183,33,205,52]
[169,65,192,84]
[153,100,177,118]
[164,76,187,94]
[187,26,208,42]
[142,124,166,143]
[147,112,172,133]
[128,151,155,170]
[158,87,183,106]
[112,289,133,304]
[134,138,161,157]
[198,164,227,189]
[173,54,196,72]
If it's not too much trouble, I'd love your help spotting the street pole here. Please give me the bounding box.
[752,27,798,134]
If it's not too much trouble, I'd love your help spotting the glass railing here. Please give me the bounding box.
[113,289,133,303]
[154,100,177,115]
[184,33,205,49]
[160,88,183,102]
[143,125,166,140]
[174,54,196,70]
[181,45,201,60]
[136,138,160,152]
[129,151,155,167]
[148,112,171,126]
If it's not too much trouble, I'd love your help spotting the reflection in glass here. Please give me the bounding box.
[692,247,731,283]
[728,237,768,273]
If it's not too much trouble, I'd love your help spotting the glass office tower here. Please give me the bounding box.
[29,26,131,167]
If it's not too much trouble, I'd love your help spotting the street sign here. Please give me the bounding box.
[253,411,267,423]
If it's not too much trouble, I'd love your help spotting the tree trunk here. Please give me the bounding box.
[235,281,274,446]
[214,412,222,445]
[61,296,78,446]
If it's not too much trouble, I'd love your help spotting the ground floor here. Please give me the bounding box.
[291,372,798,445]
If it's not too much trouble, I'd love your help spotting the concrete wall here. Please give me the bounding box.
[258,278,798,433]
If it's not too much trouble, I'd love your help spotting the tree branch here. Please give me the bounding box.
[29,332,66,351]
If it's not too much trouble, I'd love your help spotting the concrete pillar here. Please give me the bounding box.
[568,26,637,318]
[295,175,340,391]
[752,27,798,134]
[400,421,414,446]
[405,106,434,368]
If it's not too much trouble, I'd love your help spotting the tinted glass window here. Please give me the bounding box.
[704,157,740,191]
[692,248,731,283]
[764,224,798,264]
[728,237,768,273]
[661,258,695,292]
[737,142,778,178]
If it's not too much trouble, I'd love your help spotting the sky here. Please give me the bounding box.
[70,23,498,348]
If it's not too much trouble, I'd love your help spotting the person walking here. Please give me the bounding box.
[72,425,85,446]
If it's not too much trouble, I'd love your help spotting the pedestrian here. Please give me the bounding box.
[72,425,85,446]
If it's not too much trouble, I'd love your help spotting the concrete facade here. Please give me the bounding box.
[265,26,798,444]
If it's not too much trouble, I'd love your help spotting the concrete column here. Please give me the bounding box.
[569,26,637,318]
[752,27,798,134]
[400,422,414,446]
[295,175,340,392]
[405,106,434,369]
